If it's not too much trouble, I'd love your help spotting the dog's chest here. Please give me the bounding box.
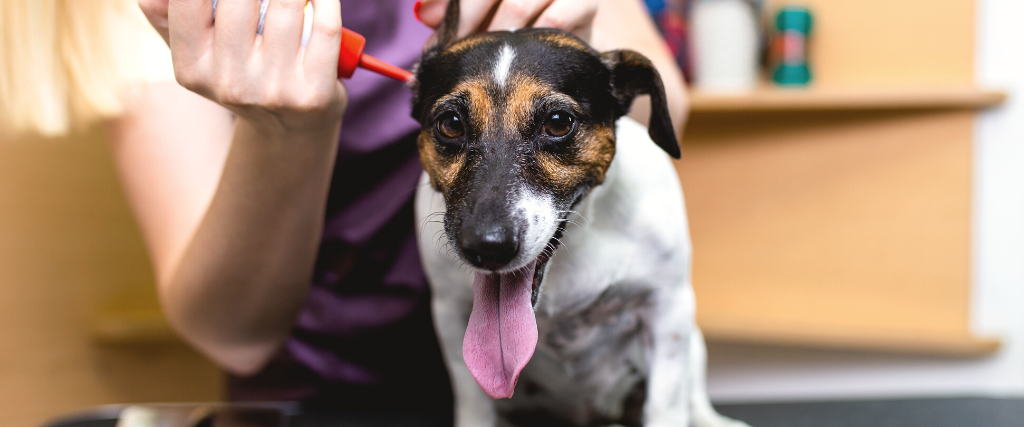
[495,280,657,426]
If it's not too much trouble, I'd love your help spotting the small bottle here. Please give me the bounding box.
[691,0,762,92]
[771,6,813,86]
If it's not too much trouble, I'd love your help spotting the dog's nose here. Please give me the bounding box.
[460,224,520,270]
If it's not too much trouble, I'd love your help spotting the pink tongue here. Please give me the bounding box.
[463,261,539,399]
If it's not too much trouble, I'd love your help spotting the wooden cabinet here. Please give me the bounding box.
[675,0,1002,356]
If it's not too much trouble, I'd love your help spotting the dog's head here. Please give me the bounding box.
[411,0,678,399]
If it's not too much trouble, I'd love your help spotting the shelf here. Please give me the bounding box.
[700,318,1002,357]
[91,310,181,345]
[688,87,1007,113]
[94,309,1001,357]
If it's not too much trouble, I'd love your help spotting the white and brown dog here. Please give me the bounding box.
[411,2,749,426]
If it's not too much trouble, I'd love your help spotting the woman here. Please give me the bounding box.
[125,0,689,417]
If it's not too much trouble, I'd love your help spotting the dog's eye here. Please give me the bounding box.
[435,112,464,139]
[544,111,574,138]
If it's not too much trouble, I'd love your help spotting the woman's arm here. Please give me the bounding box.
[114,0,347,375]
[111,83,339,375]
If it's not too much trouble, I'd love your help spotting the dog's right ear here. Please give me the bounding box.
[424,0,461,56]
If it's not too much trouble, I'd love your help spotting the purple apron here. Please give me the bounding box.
[227,0,452,417]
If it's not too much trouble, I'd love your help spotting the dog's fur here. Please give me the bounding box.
[411,2,749,426]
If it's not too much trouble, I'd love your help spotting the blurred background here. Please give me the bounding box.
[1,0,1023,426]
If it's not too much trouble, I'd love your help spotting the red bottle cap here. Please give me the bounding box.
[337,27,366,79]
[337,27,414,83]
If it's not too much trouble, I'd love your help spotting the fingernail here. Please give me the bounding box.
[414,1,424,24]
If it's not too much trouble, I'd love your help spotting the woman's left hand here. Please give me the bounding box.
[415,0,598,43]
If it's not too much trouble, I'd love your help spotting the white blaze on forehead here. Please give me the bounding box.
[493,44,517,87]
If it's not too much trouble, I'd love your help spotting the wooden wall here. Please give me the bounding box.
[679,0,988,353]
[0,128,221,427]
[802,0,973,86]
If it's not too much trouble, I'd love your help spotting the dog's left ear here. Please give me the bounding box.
[602,50,680,159]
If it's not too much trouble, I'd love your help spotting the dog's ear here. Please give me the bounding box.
[424,0,461,56]
[602,49,680,159]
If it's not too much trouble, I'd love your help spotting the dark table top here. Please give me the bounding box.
[44,397,1024,427]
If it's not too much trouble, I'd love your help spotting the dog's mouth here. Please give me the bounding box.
[462,220,567,400]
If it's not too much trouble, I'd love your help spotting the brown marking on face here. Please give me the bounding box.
[444,33,501,55]
[504,75,552,130]
[504,81,615,192]
[419,45,616,197]
[534,32,592,52]
[418,131,466,191]
[454,79,494,133]
[534,124,616,191]
[419,79,495,192]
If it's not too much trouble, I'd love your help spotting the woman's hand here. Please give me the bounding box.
[140,0,346,135]
[415,0,599,43]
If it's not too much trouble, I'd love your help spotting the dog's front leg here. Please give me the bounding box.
[432,295,499,427]
[687,328,751,427]
[643,286,696,427]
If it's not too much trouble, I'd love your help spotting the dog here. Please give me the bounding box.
[411,2,749,426]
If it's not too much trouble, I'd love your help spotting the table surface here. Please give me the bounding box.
[43,397,1024,427]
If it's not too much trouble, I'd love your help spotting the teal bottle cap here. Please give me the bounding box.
[776,6,813,33]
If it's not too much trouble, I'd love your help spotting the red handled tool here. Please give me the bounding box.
[338,27,415,83]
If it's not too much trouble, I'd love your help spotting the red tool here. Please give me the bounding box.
[338,27,415,83]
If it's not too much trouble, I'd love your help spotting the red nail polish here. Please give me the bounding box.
[414,1,424,24]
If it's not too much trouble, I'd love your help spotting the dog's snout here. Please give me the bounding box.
[460,224,520,270]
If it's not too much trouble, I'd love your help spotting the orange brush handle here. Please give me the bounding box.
[337,27,414,83]
[359,54,414,83]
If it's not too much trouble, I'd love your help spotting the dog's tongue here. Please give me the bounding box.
[463,261,539,399]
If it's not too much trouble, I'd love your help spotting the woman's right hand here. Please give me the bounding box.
[140,0,347,135]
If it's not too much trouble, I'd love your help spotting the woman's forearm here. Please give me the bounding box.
[126,0,348,374]
[161,117,341,375]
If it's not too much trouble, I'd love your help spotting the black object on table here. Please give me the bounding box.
[42,397,1024,427]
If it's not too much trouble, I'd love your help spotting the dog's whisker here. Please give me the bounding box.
[558,210,592,228]
[556,215,593,237]
[420,215,447,244]
[561,220,588,236]
[433,230,451,258]
[551,236,572,261]
[418,211,446,230]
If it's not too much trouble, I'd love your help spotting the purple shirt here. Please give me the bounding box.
[228,1,452,416]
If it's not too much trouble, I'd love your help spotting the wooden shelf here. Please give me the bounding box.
[93,309,1001,357]
[700,318,1002,357]
[688,87,1007,113]
[91,310,181,345]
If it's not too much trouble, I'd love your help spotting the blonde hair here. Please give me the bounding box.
[0,0,172,137]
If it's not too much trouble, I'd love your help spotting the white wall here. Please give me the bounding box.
[704,0,1024,402]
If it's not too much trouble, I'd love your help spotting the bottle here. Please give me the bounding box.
[691,0,762,92]
[771,6,813,86]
